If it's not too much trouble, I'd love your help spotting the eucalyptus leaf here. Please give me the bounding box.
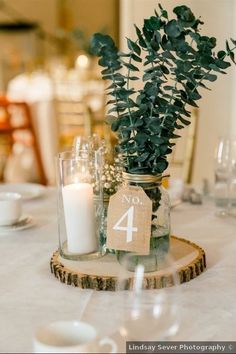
[230,38,236,46]
[205,73,218,82]
[136,152,150,162]
[230,51,236,64]
[226,40,230,52]
[134,25,147,48]
[165,20,182,38]
[131,53,142,62]
[215,59,231,69]
[123,62,139,71]
[128,76,140,80]
[178,116,190,125]
[217,50,226,60]
[127,38,141,56]
[149,16,162,30]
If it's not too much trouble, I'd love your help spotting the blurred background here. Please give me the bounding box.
[0,0,235,191]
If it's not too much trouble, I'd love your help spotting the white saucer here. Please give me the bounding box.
[0,183,46,201]
[0,214,34,232]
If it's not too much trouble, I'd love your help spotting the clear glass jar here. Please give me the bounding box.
[100,194,109,252]
[57,150,106,260]
[100,194,117,254]
[116,172,171,272]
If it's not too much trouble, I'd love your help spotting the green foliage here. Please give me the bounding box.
[90,4,236,175]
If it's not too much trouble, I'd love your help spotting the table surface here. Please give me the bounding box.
[0,188,236,353]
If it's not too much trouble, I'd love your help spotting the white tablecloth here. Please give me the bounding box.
[0,190,236,353]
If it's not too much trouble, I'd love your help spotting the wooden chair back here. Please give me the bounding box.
[0,97,47,185]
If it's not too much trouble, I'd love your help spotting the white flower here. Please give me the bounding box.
[100,155,123,195]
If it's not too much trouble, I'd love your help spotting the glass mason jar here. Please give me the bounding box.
[116,172,171,272]
[57,150,106,260]
[100,194,109,252]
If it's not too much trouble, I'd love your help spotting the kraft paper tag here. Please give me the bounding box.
[107,185,152,255]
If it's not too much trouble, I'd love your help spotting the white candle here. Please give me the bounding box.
[62,183,97,254]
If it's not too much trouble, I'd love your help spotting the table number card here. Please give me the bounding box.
[106,186,152,255]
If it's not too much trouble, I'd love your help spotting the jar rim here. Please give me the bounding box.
[57,149,102,162]
[122,172,162,183]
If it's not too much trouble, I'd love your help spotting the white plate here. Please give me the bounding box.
[0,183,46,200]
[0,214,34,232]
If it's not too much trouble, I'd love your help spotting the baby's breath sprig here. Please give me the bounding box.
[102,157,123,196]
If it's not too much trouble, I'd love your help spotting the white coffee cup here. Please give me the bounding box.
[0,192,22,226]
[33,320,117,353]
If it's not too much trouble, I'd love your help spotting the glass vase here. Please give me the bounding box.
[57,150,106,260]
[116,172,171,272]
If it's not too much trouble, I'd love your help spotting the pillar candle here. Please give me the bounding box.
[62,183,97,254]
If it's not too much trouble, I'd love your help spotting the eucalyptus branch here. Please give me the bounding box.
[110,72,121,119]
[126,52,135,126]
[91,4,236,175]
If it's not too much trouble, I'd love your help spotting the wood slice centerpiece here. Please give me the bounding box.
[50,236,206,291]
